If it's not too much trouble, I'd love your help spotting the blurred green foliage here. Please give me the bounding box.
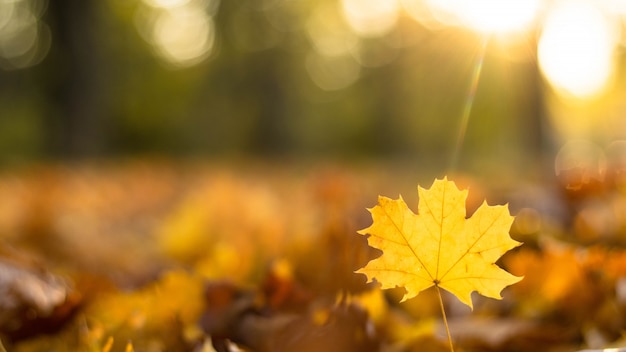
[0,0,543,175]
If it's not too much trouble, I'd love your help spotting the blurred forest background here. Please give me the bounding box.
[1,0,624,178]
[0,0,560,174]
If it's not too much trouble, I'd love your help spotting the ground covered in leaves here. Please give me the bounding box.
[1,160,626,352]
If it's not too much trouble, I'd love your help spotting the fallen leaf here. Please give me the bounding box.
[357,177,523,308]
[446,316,578,351]
[0,257,80,342]
[200,280,379,352]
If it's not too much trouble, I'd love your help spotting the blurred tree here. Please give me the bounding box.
[43,0,110,158]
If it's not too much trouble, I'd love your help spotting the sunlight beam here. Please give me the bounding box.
[449,38,488,171]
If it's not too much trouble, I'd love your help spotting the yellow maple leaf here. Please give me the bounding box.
[357,177,523,309]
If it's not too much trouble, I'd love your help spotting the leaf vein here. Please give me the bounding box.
[439,209,501,282]
[380,201,435,282]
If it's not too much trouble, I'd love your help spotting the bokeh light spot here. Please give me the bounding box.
[607,140,626,190]
[305,51,360,91]
[306,3,358,57]
[513,208,542,236]
[1,13,38,58]
[340,0,399,38]
[0,0,50,70]
[137,0,218,68]
[350,38,398,68]
[0,1,15,31]
[400,0,445,31]
[555,140,606,190]
[152,7,215,67]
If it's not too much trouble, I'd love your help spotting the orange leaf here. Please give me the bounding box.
[357,177,523,309]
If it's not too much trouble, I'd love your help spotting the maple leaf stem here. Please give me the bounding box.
[435,285,455,352]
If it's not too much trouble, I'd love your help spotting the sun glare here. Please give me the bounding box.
[459,0,541,34]
[414,0,541,34]
[538,1,618,99]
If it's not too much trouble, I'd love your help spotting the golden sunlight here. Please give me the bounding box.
[415,0,541,34]
[340,0,399,38]
[538,1,618,99]
[455,0,541,34]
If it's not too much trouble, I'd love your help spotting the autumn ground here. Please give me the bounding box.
[0,159,625,352]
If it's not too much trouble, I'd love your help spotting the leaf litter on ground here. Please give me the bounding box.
[0,161,626,351]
